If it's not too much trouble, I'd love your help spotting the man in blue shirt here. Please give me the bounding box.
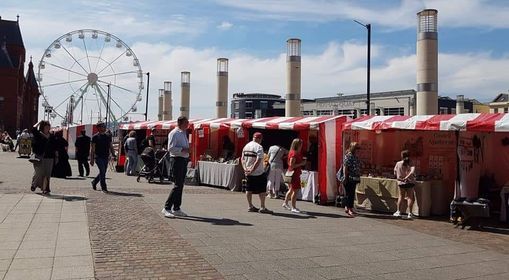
[162,116,190,218]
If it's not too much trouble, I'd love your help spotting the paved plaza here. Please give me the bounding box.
[0,151,508,279]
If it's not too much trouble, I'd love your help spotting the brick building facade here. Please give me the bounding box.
[0,17,39,136]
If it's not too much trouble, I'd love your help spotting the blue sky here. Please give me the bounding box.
[1,0,508,121]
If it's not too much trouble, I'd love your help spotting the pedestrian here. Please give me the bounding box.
[282,138,306,213]
[266,144,287,199]
[52,130,72,178]
[343,142,361,217]
[90,122,116,192]
[14,129,21,151]
[162,116,190,218]
[393,150,416,219]
[30,120,58,195]
[124,130,138,176]
[241,132,272,214]
[75,130,91,177]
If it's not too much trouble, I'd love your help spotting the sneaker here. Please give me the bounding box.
[291,208,301,213]
[248,206,259,212]
[282,203,291,210]
[163,209,175,218]
[91,181,97,190]
[406,213,414,220]
[393,211,401,218]
[172,209,188,217]
[259,208,273,214]
[271,194,278,199]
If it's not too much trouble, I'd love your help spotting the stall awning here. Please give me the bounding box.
[236,116,350,130]
[344,113,509,132]
[118,119,203,130]
[193,118,247,129]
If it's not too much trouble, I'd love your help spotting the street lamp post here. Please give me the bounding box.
[145,72,150,121]
[354,20,371,115]
[106,84,111,127]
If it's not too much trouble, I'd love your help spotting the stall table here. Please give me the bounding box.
[355,176,434,217]
[198,161,244,191]
[296,171,319,203]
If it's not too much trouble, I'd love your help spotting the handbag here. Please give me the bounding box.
[29,153,42,163]
[264,147,281,177]
[283,170,294,184]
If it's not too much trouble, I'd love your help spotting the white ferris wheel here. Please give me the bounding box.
[37,29,144,125]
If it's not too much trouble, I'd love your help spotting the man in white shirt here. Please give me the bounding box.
[241,132,272,213]
[162,116,190,218]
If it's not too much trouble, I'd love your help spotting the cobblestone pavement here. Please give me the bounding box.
[87,191,222,279]
[1,152,508,279]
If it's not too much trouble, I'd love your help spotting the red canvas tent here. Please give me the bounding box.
[232,116,350,203]
[344,113,509,214]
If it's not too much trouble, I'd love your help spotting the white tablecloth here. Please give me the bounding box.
[296,171,319,202]
[198,161,243,191]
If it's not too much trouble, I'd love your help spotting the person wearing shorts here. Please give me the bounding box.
[393,150,416,219]
[241,132,272,214]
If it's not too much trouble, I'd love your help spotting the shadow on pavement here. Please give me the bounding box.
[105,190,144,197]
[178,216,253,226]
[270,211,317,219]
[303,211,345,219]
[37,193,87,201]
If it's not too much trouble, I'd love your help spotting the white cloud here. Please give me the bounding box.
[217,21,233,30]
[215,0,509,30]
[126,41,505,120]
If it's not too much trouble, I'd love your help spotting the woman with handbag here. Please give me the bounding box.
[282,138,306,213]
[343,142,361,217]
[31,120,58,195]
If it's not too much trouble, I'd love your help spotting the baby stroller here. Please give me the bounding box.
[136,147,169,183]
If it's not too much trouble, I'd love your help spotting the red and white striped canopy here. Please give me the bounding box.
[233,116,349,130]
[193,118,248,129]
[344,113,509,132]
[118,119,203,130]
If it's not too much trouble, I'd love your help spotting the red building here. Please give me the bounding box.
[0,16,39,136]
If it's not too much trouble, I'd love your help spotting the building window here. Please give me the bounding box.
[245,112,253,119]
[494,108,499,113]
[316,110,333,116]
[505,108,509,113]
[234,112,239,118]
[234,102,239,110]
[245,101,253,109]
[260,101,268,110]
[439,107,448,114]
[451,108,456,114]
[383,107,404,116]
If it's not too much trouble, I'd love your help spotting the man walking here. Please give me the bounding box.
[241,132,272,213]
[90,122,116,192]
[75,130,91,177]
[162,116,190,218]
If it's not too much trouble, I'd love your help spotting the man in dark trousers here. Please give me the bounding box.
[90,122,116,192]
[162,116,190,218]
[75,130,91,177]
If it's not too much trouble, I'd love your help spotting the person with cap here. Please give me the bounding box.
[75,130,91,177]
[90,122,116,192]
[241,132,272,214]
[162,116,190,218]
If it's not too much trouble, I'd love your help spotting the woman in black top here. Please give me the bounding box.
[52,130,72,178]
[31,120,58,194]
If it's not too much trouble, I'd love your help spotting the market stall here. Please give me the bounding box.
[343,113,509,218]
[116,119,202,172]
[233,116,350,203]
[66,124,97,159]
